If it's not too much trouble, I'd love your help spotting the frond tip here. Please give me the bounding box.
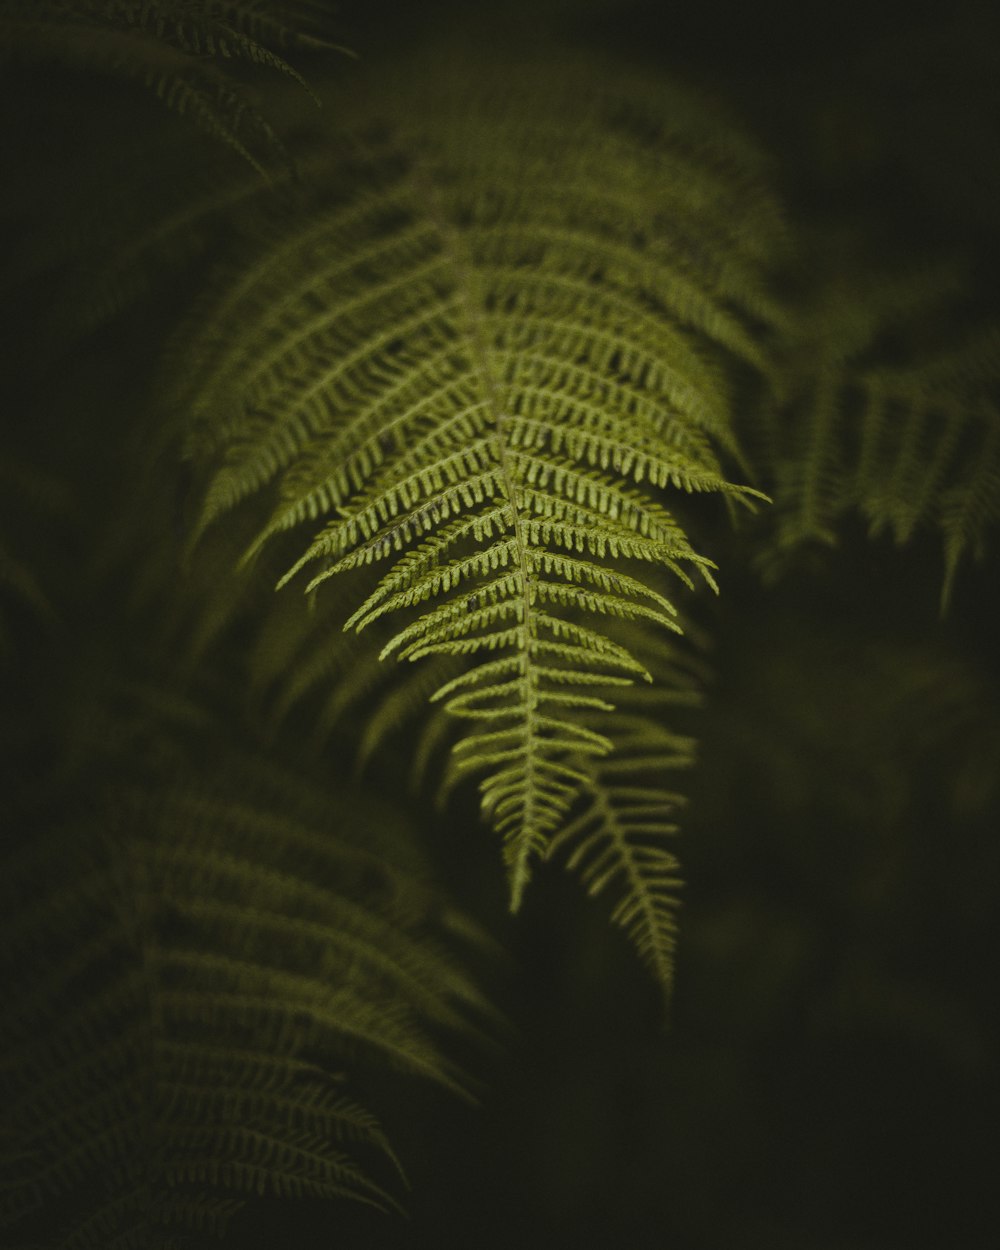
[545,637,702,999]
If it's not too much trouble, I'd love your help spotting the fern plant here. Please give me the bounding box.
[179,47,788,963]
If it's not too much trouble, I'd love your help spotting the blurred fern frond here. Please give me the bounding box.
[0,0,351,172]
[0,745,490,1245]
[756,241,1000,605]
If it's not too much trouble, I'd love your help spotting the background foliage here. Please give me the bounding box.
[2,0,998,1246]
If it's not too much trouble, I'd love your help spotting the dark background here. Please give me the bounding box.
[3,1,999,1247]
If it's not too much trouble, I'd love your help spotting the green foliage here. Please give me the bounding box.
[1,4,998,1243]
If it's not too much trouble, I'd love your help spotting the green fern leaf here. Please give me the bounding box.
[180,49,783,924]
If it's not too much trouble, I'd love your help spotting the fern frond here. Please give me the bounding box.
[549,762,686,998]
[938,410,1000,609]
[180,50,784,912]
[759,247,1000,600]
[544,623,704,998]
[0,0,351,173]
[0,750,489,1245]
